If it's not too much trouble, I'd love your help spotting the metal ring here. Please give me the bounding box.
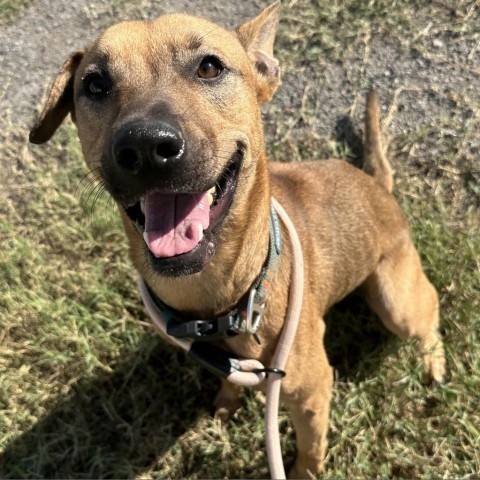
[252,367,286,378]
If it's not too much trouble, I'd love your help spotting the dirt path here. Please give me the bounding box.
[2,0,478,138]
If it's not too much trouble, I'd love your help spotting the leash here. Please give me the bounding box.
[139,196,303,479]
[265,197,304,480]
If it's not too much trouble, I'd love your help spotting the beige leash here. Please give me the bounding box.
[140,196,304,479]
[265,197,304,479]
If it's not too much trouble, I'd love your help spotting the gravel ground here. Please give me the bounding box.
[2,0,478,141]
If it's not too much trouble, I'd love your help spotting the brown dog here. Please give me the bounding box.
[30,3,446,477]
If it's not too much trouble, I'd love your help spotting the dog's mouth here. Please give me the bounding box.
[122,151,243,276]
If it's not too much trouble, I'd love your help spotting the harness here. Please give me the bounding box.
[139,203,283,383]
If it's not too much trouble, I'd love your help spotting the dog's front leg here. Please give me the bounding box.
[286,364,333,479]
[214,378,244,422]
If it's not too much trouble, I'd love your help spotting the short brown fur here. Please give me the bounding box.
[31,3,446,477]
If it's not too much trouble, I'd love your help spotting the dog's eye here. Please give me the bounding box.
[83,73,110,98]
[197,56,224,80]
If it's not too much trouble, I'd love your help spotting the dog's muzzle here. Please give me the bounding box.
[101,118,245,276]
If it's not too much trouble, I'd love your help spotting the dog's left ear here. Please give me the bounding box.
[236,2,281,103]
[29,49,84,144]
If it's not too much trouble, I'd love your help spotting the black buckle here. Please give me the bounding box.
[189,342,241,378]
[167,313,238,340]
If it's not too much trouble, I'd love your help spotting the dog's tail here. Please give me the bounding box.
[363,90,393,193]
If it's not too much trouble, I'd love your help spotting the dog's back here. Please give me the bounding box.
[268,91,404,307]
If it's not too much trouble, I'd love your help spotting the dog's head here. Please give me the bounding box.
[30,3,280,278]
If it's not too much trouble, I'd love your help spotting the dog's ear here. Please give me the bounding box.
[235,2,281,103]
[29,50,84,144]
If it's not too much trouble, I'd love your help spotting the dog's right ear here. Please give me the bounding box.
[235,2,281,103]
[29,50,84,144]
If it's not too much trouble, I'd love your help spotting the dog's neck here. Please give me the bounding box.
[143,152,271,317]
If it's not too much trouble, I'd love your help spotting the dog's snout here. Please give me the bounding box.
[112,121,185,175]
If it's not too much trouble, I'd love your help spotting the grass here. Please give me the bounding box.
[1,0,479,478]
[0,0,34,23]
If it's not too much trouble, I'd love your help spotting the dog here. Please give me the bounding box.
[30,2,446,477]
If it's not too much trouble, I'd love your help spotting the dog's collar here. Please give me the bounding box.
[141,204,282,342]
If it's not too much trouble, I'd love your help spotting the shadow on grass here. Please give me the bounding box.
[334,116,364,166]
[0,301,394,479]
[324,291,393,381]
[0,334,218,478]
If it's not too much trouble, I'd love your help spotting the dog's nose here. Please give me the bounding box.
[112,121,185,175]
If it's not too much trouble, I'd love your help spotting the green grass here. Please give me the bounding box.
[1,0,479,478]
[0,0,34,23]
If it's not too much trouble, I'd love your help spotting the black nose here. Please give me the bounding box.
[112,120,185,175]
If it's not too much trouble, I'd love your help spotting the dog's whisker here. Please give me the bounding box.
[81,182,105,211]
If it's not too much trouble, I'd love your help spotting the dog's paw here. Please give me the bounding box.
[214,396,242,423]
[288,454,324,479]
[214,404,240,423]
[422,341,446,385]
[213,381,243,422]
[213,394,242,422]
[423,359,447,385]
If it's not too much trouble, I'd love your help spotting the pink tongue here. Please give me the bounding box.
[144,191,210,258]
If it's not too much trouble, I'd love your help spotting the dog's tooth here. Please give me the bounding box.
[198,224,204,241]
[140,198,145,214]
[143,231,149,245]
[207,186,216,206]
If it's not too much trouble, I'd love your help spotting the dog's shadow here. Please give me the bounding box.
[324,291,393,380]
[0,297,393,479]
[0,334,218,478]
